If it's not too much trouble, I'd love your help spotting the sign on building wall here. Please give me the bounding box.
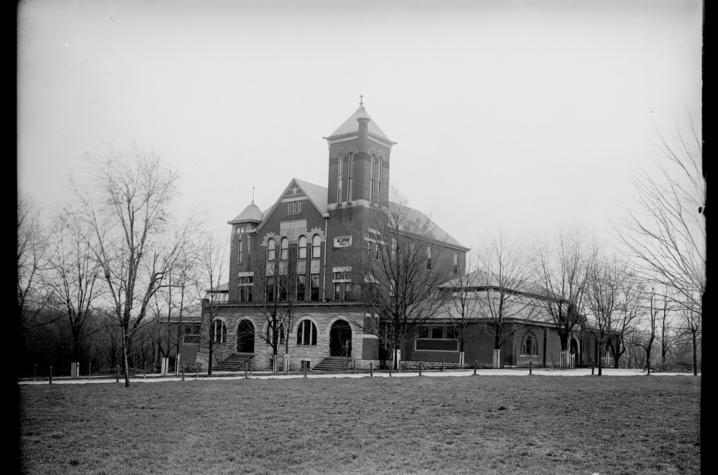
[310,259,321,274]
[297,260,306,275]
[333,235,352,248]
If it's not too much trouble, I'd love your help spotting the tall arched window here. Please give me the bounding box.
[298,235,307,259]
[296,320,317,346]
[212,319,227,344]
[522,333,538,355]
[312,234,321,258]
[280,237,289,260]
[267,238,276,261]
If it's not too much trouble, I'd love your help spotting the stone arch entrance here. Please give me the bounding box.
[329,320,352,357]
[237,320,255,353]
[570,338,580,366]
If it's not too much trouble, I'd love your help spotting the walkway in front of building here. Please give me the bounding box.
[17,367,699,385]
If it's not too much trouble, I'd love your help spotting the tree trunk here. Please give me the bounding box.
[122,328,131,387]
[597,341,603,376]
[692,330,698,376]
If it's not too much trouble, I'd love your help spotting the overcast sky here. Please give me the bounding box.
[18,0,702,256]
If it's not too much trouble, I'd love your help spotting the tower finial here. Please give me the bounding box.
[251,186,255,202]
[359,94,363,107]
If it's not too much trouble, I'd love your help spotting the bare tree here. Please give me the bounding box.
[677,305,701,375]
[534,231,593,368]
[474,235,537,368]
[75,150,190,386]
[356,201,450,370]
[609,269,644,369]
[17,198,56,332]
[255,242,297,374]
[636,286,663,374]
[621,120,704,320]
[440,253,480,368]
[47,211,103,364]
[198,234,227,375]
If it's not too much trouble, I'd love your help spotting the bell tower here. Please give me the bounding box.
[324,97,396,210]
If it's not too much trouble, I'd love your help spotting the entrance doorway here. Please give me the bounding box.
[329,320,352,357]
[570,338,579,366]
[237,320,255,353]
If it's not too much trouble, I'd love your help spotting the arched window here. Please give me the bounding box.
[296,320,317,346]
[280,237,288,260]
[298,235,307,259]
[522,333,538,356]
[212,319,227,344]
[267,238,276,261]
[312,234,321,258]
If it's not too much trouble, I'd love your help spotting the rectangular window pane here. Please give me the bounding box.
[431,327,443,339]
[418,327,429,338]
[310,274,320,301]
[446,327,457,339]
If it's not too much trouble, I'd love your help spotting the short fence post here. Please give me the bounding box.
[244,362,248,379]
[303,362,307,378]
[474,360,477,376]
[389,365,392,378]
[49,365,53,384]
[353,360,356,375]
[370,362,373,378]
[591,366,595,376]
[181,364,185,382]
[144,363,147,379]
[441,359,445,372]
[419,361,423,377]
[116,365,120,383]
[195,362,199,380]
[88,362,91,379]
[529,360,533,375]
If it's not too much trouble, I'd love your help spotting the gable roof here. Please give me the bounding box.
[256,178,328,233]
[294,178,328,215]
[327,105,394,145]
[389,202,467,250]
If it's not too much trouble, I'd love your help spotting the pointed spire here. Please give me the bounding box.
[251,186,255,203]
[359,94,363,107]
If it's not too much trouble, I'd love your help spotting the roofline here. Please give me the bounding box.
[323,132,397,147]
[256,178,327,234]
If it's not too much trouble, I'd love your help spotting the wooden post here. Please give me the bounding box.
[116,365,120,383]
[181,364,185,382]
[389,365,392,378]
[195,362,199,380]
[303,362,307,378]
[369,361,373,378]
[474,360,477,376]
[144,363,147,379]
[591,366,595,376]
[529,360,533,375]
[353,360,356,375]
[88,362,91,379]
[244,362,248,379]
[419,361,422,376]
[49,365,53,384]
[441,359,445,372]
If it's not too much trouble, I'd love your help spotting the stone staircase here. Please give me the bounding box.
[214,353,254,372]
[313,356,353,372]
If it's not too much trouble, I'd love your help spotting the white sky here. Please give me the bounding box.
[18,0,702,255]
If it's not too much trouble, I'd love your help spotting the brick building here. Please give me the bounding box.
[195,101,604,372]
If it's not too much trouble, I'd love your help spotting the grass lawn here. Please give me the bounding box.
[19,375,700,474]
